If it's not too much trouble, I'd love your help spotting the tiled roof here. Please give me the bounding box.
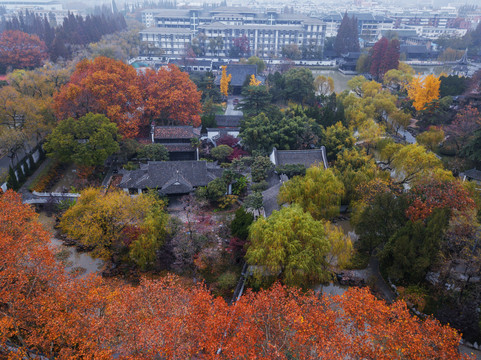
[118,161,222,194]
[271,148,327,168]
[154,126,196,139]
[464,168,481,181]
[214,64,257,87]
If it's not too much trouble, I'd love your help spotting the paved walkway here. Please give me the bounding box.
[225,97,243,116]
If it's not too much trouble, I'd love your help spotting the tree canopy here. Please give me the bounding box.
[0,30,48,73]
[44,113,120,166]
[246,204,331,286]
[278,166,344,220]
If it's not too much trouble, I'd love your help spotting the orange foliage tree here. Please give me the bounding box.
[407,74,441,111]
[139,65,202,127]
[0,190,473,359]
[54,58,203,137]
[54,57,142,138]
[0,30,47,72]
[406,177,476,222]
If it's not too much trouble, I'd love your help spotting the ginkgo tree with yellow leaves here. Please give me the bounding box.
[407,74,441,111]
[220,65,231,97]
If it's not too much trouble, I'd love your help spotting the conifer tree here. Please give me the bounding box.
[7,166,19,190]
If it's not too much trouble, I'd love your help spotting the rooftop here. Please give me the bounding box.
[153,126,199,139]
[118,161,223,194]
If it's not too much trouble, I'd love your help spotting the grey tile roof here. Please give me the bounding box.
[214,64,257,87]
[262,182,283,217]
[271,148,327,168]
[464,169,481,182]
[154,126,197,139]
[118,161,222,194]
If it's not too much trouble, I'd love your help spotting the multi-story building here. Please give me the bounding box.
[139,6,326,58]
[0,0,61,11]
[322,12,393,41]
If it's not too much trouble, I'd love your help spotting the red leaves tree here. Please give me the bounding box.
[444,105,481,151]
[0,30,47,72]
[370,37,400,80]
[54,57,142,138]
[406,177,476,222]
[54,58,202,138]
[139,65,202,127]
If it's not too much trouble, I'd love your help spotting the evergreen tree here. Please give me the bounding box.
[7,166,19,190]
[334,13,360,55]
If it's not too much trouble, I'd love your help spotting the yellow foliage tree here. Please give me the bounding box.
[249,74,261,86]
[220,65,232,97]
[407,74,440,111]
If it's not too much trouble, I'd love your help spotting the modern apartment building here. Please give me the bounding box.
[140,7,326,58]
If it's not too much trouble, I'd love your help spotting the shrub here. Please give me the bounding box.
[244,191,263,210]
[230,207,254,241]
[251,181,268,192]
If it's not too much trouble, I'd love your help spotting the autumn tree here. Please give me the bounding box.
[0,30,47,72]
[138,65,202,127]
[248,74,261,86]
[405,177,475,222]
[44,113,120,166]
[383,62,414,91]
[369,37,400,80]
[417,126,445,152]
[314,75,334,96]
[54,56,142,138]
[322,121,356,159]
[407,74,441,111]
[379,142,446,185]
[334,13,360,55]
[59,188,169,266]
[220,65,231,98]
[444,105,481,151]
[246,204,331,287]
[278,166,344,220]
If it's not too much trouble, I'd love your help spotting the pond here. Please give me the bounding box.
[37,212,104,277]
[312,69,355,93]
[314,282,349,297]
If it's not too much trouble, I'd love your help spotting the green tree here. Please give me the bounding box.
[240,113,275,153]
[283,67,315,104]
[251,156,274,183]
[278,166,344,220]
[238,85,272,117]
[230,207,254,241]
[244,192,263,210]
[211,145,233,163]
[137,143,169,161]
[7,166,19,190]
[380,209,450,283]
[44,113,120,166]
[246,56,266,73]
[461,128,481,163]
[353,192,408,255]
[246,204,331,287]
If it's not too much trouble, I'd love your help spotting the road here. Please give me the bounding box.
[225,96,243,116]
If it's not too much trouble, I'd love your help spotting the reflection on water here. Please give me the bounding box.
[37,212,103,277]
[314,282,349,297]
[312,69,354,93]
